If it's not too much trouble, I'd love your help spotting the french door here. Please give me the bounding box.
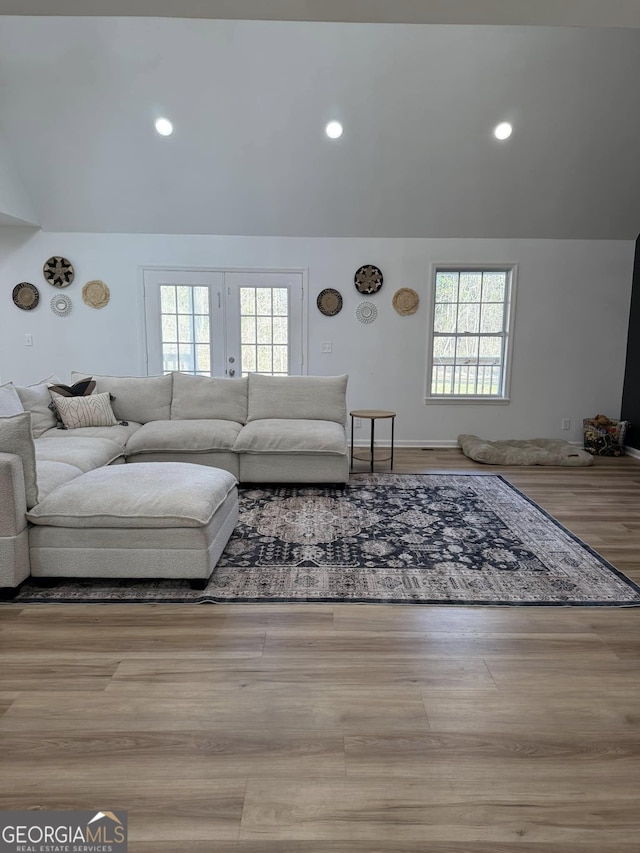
[143,268,305,377]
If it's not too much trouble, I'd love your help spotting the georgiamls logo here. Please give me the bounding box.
[0,808,128,851]
[88,811,123,826]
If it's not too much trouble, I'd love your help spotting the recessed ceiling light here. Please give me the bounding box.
[494,122,513,141]
[155,117,173,137]
[325,121,343,140]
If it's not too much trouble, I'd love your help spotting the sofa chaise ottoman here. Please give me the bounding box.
[26,462,238,589]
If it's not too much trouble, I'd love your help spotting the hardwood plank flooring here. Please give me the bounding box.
[1,449,640,851]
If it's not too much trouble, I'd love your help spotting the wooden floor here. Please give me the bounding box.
[1,449,640,851]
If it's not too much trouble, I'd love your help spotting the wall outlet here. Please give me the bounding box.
[354,418,362,428]
[561,418,571,430]
[320,341,332,353]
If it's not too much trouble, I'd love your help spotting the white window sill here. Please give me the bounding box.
[425,396,510,405]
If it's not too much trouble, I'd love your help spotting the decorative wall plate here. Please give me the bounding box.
[51,293,72,316]
[317,288,343,316]
[43,256,74,288]
[356,301,378,324]
[392,287,420,316]
[82,279,110,309]
[12,282,39,310]
[354,264,383,294]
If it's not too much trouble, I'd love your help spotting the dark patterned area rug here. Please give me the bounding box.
[10,473,640,606]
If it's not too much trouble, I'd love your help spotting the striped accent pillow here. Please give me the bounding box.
[49,391,118,429]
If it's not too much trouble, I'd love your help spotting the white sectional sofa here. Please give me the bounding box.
[0,371,349,597]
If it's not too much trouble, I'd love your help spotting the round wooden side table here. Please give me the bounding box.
[350,410,396,473]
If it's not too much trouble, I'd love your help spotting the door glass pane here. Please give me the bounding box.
[160,284,211,376]
[162,314,177,341]
[242,345,256,373]
[256,289,272,315]
[162,343,178,372]
[160,286,176,313]
[272,317,288,344]
[194,287,209,315]
[273,288,288,315]
[273,346,288,374]
[178,315,194,343]
[241,316,256,344]
[176,286,193,314]
[195,315,210,343]
[257,345,273,372]
[257,316,272,344]
[196,344,210,373]
[179,344,195,373]
[240,288,255,315]
[239,286,290,376]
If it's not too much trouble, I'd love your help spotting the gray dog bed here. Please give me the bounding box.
[458,434,593,467]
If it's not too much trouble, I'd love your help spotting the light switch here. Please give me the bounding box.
[24,333,33,346]
[321,341,332,353]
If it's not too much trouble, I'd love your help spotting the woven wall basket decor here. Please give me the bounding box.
[43,256,74,288]
[392,287,419,316]
[82,280,110,309]
[317,288,343,316]
[12,282,39,310]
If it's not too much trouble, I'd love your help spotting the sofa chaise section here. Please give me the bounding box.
[27,463,239,588]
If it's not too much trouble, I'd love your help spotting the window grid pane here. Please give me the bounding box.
[160,284,211,376]
[239,286,289,376]
[431,270,509,397]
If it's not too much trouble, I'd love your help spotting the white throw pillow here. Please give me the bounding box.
[49,391,118,429]
[14,375,60,437]
[0,382,25,418]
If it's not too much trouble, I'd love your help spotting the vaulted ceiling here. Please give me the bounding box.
[0,9,639,238]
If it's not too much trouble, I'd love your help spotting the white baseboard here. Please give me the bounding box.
[352,439,587,450]
[625,445,640,460]
[351,439,459,449]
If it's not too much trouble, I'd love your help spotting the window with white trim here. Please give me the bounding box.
[427,267,515,401]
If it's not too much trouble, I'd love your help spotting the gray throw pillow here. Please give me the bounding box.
[0,411,39,508]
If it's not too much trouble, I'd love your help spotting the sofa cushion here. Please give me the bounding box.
[0,382,24,418]
[126,419,242,456]
[71,372,172,423]
[247,374,348,425]
[36,460,85,500]
[171,372,248,423]
[39,421,143,450]
[27,462,237,529]
[0,412,38,508]
[35,436,124,472]
[49,391,118,429]
[234,419,347,455]
[14,376,59,437]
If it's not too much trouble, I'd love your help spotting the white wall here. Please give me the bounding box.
[0,228,633,444]
[0,136,38,226]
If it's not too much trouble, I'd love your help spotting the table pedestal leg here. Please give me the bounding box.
[391,416,395,470]
[370,418,375,473]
